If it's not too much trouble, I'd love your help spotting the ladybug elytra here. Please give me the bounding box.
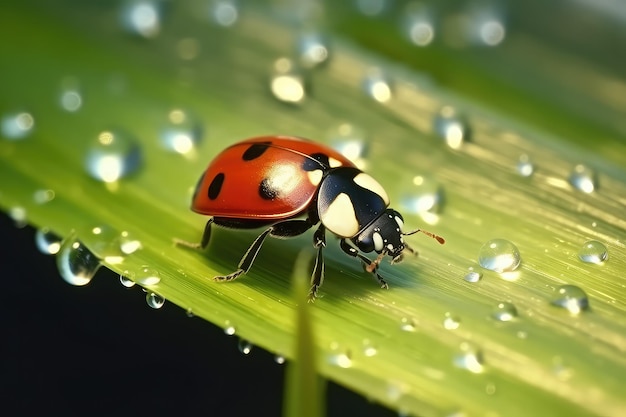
[179,135,444,300]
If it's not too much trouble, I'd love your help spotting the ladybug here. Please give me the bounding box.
[180,135,444,300]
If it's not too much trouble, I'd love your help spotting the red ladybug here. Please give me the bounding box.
[181,135,444,300]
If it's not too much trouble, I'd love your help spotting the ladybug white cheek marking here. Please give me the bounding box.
[353,173,389,204]
[373,232,384,252]
[322,193,360,237]
[395,215,403,229]
[329,157,343,168]
[307,169,324,186]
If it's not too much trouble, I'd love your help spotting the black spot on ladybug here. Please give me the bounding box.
[259,178,279,200]
[302,152,330,171]
[208,172,225,200]
[242,142,272,161]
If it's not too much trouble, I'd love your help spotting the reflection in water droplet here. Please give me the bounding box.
[91,225,125,265]
[478,239,521,272]
[516,154,534,177]
[578,240,608,264]
[121,0,162,38]
[454,342,484,373]
[433,106,469,149]
[363,69,392,103]
[146,292,165,309]
[210,0,239,27]
[274,355,286,365]
[491,302,517,321]
[9,206,27,228]
[400,175,443,224]
[443,313,461,330]
[404,3,435,46]
[238,338,253,355]
[569,164,596,193]
[1,111,34,140]
[551,285,589,314]
[120,274,136,288]
[120,231,142,254]
[463,270,482,283]
[270,58,306,104]
[160,109,202,155]
[35,228,63,255]
[356,0,387,16]
[297,32,330,68]
[328,123,368,169]
[137,266,161,285]
[224,322,236,335]
[400,317,417,332]
[57,236,101,286]
[85,129,142,183]
[33,189,55,204]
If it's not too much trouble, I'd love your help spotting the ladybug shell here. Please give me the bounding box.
[192,136,356,220]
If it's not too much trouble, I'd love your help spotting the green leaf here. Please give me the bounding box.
[1,2,625,417]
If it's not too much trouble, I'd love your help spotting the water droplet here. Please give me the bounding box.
[443,313,461,330]
[478,238,521,272]
[56,236,101,286]
[270,58,306,104]
[328,123,368,169]
[121,0,162,38]
[297,32,330,68]
[1,111,34,140]
[433,106,470,149]
[469,7,507,47]
[403,3,435,46]
[185,307,194,317]
[399,175,443,224]
[329,349,352,368]
[356,0,387,16]
[209,0,239,27]
[160,109,202,155]
[224,321,236,335]
[35,228,62,255]
[362,339,378,357]
[59,79,83,112]
[516,154,534,177]
[85,129,142,183]
[90,225,125,265]
[569,164,597,193]
[363,69,392,103]
[578,240,608,264]
[238,338,253,355]
[463,269,482,283]
[8,206,27,228]
[274,354,286,364]
[119,274,136,288]
[33,189,55,204]
[454,342,484,373]
[137,266,161,285]
[491,302,517,321]
[400,317,417,332]
[146,292,165,309]
[119,231,142,254]
[551,285,589,314]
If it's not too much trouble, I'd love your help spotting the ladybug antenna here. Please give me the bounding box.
[403,228,445,245]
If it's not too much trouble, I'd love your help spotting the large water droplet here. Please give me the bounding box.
[516,154,534,177]
[578,240,608,264]
[297,32,330,68]
[146,292,165,309]
[35,228,62,255]
[433,106,469,149]
[363,69,392,103]
[137,266,161,285]
[569,164,597,193]
[121,0,162,38]
[57,236,101,286]
[119,274,136,288]
[454,342,484,373]
[270,58,306,104]
[90,225,125,265]
[160,109,202,155]
[491,302,517,321]
[403,3,435,46]
[478,239,521,272]
[209,0,239,27]
[463,269,482,283]
[551,285,589,314]
[238,338,253,355]
[85,129,142,183]
[1,111,34,140]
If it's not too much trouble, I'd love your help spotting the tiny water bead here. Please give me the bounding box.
[400,317,417,332]
[399,175,444,224]
[35,228,63,255]
[59,79,83,113]
[433,106,470,149]
[569,164,597,193]
[33,189,55,204]
[57,237,101,286]
[159,109,202,155]
[1,111,34,140]
[274,355,286,365]
[146,292,165,309]
[209,0,239,27]
[478,238,521,273]
[121,0,162,38]
[578,240,608,264]
[136,266,161,285]
[551,285,589,315]
[463,270,482,283]
[119,274,136,288]
[8,206,27,228]
[85,129,142,183]
[362,339,378,357]
[237,338,253,355]
[119,231,142,255]
[329,349,353,369]
[454,342,484,374]
[443,313,461,330]
[363,69,392,103]
[270,58,306,104]
[224,321,237,336]
[403,3,435,46]
[297,32,330,68]
[516,154,534,177]
[491,302,518,322]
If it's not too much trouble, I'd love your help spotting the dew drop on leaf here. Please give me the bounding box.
[146,292,165,309]
[491,302,518,322]
[578,240,608,264]
[56,236,101,286]
[478,238,521,272]
[238,338,253,355]
[160,108,202,155]
[85,129,142,183]
[433,106,470,149]
[35,228,62,255]
[137,266,161,285]
[551,285,589,315]
[1,111,34,140]
[569,164,597,193]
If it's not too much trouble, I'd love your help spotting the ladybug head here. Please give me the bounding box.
[353,209,445,265]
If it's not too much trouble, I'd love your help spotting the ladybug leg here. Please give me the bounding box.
[308,224,326,301]
[174,218,214,249]
[339,239,389,290]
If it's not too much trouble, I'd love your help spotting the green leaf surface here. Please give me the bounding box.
[1,2,625,416]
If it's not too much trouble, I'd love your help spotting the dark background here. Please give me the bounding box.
[1,213,394,417]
